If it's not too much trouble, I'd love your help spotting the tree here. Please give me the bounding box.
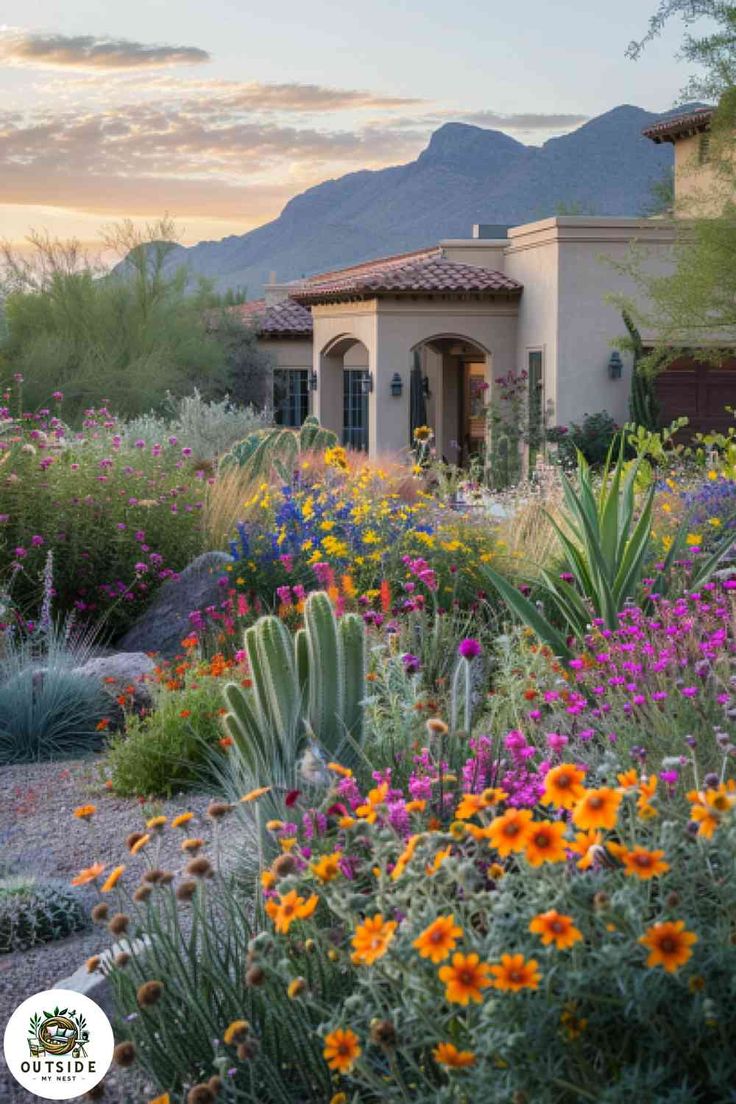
[627,2,736,100]
[0,219,271,419]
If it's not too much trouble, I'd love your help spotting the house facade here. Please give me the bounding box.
[238,107,733,462]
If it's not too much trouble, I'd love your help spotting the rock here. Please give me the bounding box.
[73,653,156,685]
[55,936,151,1016]
[117,551,233,659]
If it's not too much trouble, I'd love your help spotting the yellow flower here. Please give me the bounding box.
[413,914,463,963]
[171,812,194,829]
[310,852,342,882]
[323,1027,361,1073]
[686,532,702,546]
[391,835,419,880]
[432,1042,475,1068]
[223,1019,250,1045]
[146,815,166,830]
[100,865,126,893]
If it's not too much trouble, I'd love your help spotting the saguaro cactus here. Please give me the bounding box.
[222,591,366,784]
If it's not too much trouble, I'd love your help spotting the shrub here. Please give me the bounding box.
[123,390,271,464]
[0,875,90,952]
[549,410,620,467]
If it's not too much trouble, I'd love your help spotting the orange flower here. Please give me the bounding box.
[432,1042,475,1068]
[490,953,541,992]
[529,910,582,950]
[240,786,271,803]
[569,829,603,870]
[323,1027,361,1074]
[413,914,463,963]
[484,808,534,856]
[617,769,638,790]
[100,865,126,893]
[311,852,342,883]
[73,804,97,821]
[146,815,166,830]
[355,783,388,822]
[265,890,319,934]
[572,787,622,831]
[219,735,234,749]
[639,920,698,973]
[327,762,353,778]
[71,862,105,886]
[438,952,492,1005]
[351,914,397,965]
[524,820,568,867]
[541,764,586,809]
[688,784,735,837]
[130,833,151,855]
[171,812,194,829]
[95,717,110,731]
[148,1096,171,1104]
[454,792,489,820]
[615,845,670,880]
[426,845,452,876]
[179,709,192,719]
[391,834,419,880]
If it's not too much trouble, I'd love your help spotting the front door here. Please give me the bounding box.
[343,368,369,450]
[463,361,487,462]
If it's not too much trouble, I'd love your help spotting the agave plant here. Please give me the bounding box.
[219,415,338,483]
[484,441,736,659]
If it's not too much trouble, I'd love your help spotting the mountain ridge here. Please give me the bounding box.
[164,104,685,296]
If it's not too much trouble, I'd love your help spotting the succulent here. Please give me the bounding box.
[222,590,366,782]
[0,876,90,954]
[219,415,339,482]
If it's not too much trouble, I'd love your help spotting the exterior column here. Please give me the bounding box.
[314,349,343,438]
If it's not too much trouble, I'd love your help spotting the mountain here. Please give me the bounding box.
[165,104,678,296]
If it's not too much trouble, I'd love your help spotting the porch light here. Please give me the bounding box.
[361,372,374,395]
[390,372,403,397]
[608,351,623,380]
[309,370,318,391]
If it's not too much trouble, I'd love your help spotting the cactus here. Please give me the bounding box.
[222,591,366,787]
[219,415,339,483]
[623,310,665,431]
[0,876,90,953]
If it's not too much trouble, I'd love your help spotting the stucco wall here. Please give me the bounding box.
[674,133,724,216]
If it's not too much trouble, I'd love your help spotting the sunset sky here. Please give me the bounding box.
[0,1,699,251]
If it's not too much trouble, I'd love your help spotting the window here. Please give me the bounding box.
[273,369,309,427]
[343,368,369,450]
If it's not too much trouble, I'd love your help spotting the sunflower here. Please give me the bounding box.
[413,425,433,442]
[616,845,670,880]
[310,852,342,883]
[529,910,582,949]
[524,820,568,866]
[438,952,492,1005]
[71,862,106,886]
[639,920,698,973]
[265,890,319,934]
[351,914,397,965]
[490,953,541,992]
[541,764,586,809]
[323,1028,361,1073]
[413,914,463,963]
[432,1042,476,1068]
[100,865,126,893]
[484,808,534,856]
[572,787,622,831]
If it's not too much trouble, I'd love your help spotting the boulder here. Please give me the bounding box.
[55,936,151,1015]
[73,652,156,686]
[117,551,233,659]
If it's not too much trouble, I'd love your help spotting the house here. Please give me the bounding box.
[642,106,717,215]
[237,107,734,461]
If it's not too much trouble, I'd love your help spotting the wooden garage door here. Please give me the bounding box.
[654,356,736,435]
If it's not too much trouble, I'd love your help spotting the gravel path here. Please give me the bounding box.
[0,755,234,1103]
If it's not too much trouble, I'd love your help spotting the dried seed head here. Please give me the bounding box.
[143,868,166,885]
[186,856,213,879]
[207,1075,223,1095]
[236,1039,259,1061]
[207,802,233,820]
[271,853,298,879]
[126,831,145,850]
[245,965,265,987]
[114,952,131,968]
[86,956,101,974]
[136,980,164,1007]
[91,903,109,923]
[133,884,153,903]
[176,880,198,902]
[370,1019,397,1048]
[159,870,175,885]
[113,1041,136,1068]
[186,1085,216,1104]
[593,891,610,911]
[108,913,129,936]
[666,891,681,909]
[426,717,449,736]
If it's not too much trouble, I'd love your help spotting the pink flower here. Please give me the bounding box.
[458,638,481,660]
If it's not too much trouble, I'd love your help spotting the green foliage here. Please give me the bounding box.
[108,674,226,797]
[622,310,662,430]
[0,623,107,763]
[220,416,338,483]
[549,410,620,467]
[122,390,271,462]
[484,444,736,654]
[0,876,90,952]
[223,591,366,791]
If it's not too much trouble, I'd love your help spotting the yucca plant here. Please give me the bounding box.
[484,440,736,659]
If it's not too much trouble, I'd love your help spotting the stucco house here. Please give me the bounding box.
[238,107,732,463]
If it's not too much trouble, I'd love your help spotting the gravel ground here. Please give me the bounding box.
[0,755,235,1103]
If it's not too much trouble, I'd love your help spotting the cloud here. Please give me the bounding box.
[0,28,209,70]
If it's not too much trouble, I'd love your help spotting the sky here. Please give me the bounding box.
[0,0,704,253]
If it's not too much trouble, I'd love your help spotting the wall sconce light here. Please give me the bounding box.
[309,370,318,391]
[361,372,374,395]
[390,372,403,397]
[608,351,623,380]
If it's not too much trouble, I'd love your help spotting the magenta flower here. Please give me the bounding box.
[458,637,481,660]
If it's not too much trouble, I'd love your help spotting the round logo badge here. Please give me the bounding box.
[3,988,114,1100]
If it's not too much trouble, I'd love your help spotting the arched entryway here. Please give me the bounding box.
[412,335,491,466]
[317,335,371,450]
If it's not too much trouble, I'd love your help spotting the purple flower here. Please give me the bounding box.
[402,653,421,674]
[181,447,193,458]
[458,637,481,660]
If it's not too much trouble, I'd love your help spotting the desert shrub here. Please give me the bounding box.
[0,875,89,953]
[107,657,237,796]
[0,621,107,764]
[549,410,620,467]
[0,397,206,635]
[123,390,271,464]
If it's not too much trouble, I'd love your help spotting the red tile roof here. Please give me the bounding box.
[233,297,313,337]
[642,107,714,143]
[292,254,522,304]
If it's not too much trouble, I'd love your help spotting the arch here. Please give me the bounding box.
[410,332,492,357]
[320,333,366,358]
[317,336,371,451]
[411,333,492,467]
